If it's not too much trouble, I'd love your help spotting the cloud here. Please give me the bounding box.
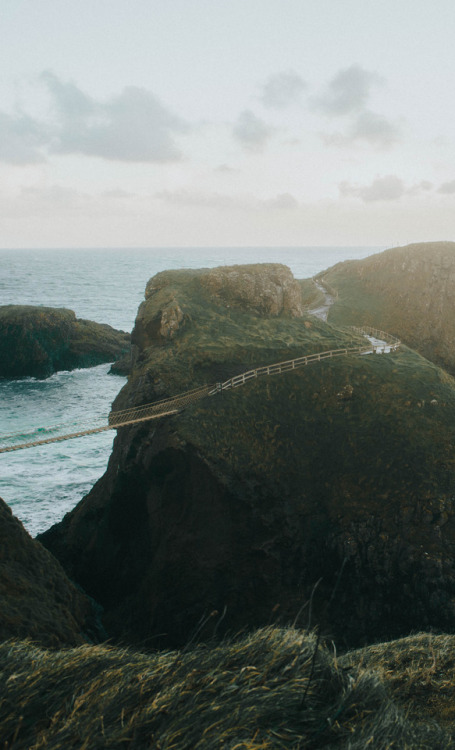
[348,110,401,147]
[339,175,432,202]
[42,72,189,162]
[232,110,273,152]
[155,189,299,212]
[155,189,241,210]
[315,64,383,116]
[102,188,136,199]
[314,65,400,150]
[0,111,48,165]
[263,192,299,210]
[323,110,401,149]
[408,180,433,196]
[438,180,455,194]
[259,70,307,109]
[214,164,239,174]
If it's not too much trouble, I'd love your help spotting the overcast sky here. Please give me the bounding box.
[1,0,455,248]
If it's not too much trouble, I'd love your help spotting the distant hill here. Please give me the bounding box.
[321,241,455,373]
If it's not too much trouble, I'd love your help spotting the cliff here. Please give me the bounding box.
[39,262,455,650]
[321,241,455,373]
[0,305,130,378]
[0,497,102,648]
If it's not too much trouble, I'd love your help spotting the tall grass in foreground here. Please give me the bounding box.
[1,627,453,749]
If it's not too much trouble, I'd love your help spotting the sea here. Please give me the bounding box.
[0,246,383,537]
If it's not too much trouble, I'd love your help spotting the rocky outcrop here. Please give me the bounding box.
[39,263,455,650]
[323,241,455,373]
[0,305,130,379]
[196,263,304,317]
[0,497,102,647]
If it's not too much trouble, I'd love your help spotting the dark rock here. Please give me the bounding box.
[0,497,102,647]
[0,305,130,379]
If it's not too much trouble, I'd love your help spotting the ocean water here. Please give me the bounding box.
[0,246,383,536]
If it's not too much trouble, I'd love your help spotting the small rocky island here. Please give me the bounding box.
[4,248,455,747]
[0,304,130,378]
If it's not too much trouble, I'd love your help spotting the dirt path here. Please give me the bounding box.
[308,280,337,321]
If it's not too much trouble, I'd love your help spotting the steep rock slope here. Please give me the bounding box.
[0,497,101,647]
[40,263,455,649]
[322,241,455,373]
[0,305,130,378]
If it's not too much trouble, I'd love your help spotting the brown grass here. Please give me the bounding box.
[1,627,454,749]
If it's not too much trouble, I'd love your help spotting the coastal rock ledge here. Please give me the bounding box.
[0,305,130,378]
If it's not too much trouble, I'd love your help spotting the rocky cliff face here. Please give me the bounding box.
[0,497,101,647]
[195,263,304,318]
[39,263,455,650]
[323,242,455,373]
[0,305,130,378]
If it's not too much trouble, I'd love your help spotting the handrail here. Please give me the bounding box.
[0,327,400,453]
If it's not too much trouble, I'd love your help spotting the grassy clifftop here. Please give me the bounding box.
[117,263,365,407]
[321,241,455,373]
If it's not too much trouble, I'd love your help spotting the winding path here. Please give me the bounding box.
[0,325,400,454]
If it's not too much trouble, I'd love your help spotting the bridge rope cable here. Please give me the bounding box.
[0,327,400,454]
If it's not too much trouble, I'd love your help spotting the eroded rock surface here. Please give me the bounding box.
[196,263,304,317]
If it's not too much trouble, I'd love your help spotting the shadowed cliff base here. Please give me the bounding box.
[0,497,103,648]
[38,261,455,651]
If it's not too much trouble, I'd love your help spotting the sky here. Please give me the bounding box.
[1,0,455,248]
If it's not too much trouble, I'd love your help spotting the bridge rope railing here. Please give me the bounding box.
[0,327,400,453]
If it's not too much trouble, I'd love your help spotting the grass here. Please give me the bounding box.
[341,632,455,730]
[117,267,367,408]
[1,627,454,749]
[321,243,455,375]
[178,346,455,503]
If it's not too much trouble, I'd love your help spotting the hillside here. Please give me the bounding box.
[1,627,454,749]
[38,262,455,651]
[320,241,455,373]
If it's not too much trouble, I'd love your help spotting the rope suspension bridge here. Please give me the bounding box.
[0,326,400,454]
